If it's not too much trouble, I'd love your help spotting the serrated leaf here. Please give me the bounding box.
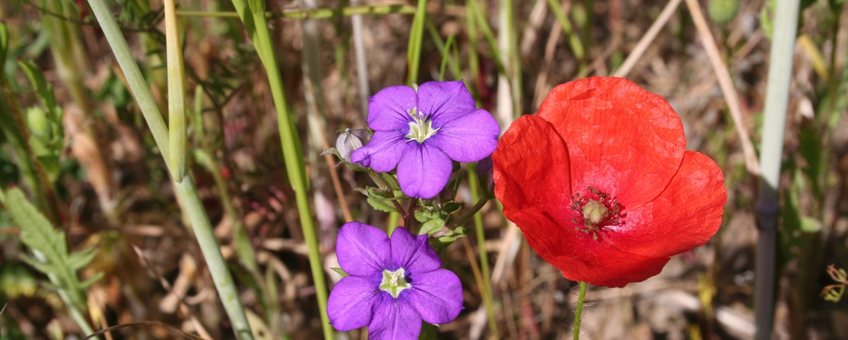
[66,247,99,271]
[3,188,100,310]
[367,196,398,213]
[79,272,105,288]
[19,59,60,112]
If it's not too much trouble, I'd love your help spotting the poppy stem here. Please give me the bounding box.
[573,281,588,340]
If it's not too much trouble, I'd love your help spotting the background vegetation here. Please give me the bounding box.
[1,0,847,339]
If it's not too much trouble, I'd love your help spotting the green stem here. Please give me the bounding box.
[755,0,800,339]
[87,0,254,338]
[467,165,497,337]
[229,0,333,337]
[407,0,428,85]
[175,177,254,340]
[546,0,586,62]
[573,281,587,340]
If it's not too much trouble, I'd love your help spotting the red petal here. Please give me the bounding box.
[606,151,726,257]
[494,115,668,287]
[538,77,686,207]
[493,115,572,217]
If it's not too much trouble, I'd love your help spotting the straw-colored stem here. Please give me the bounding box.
[468,165,497,337]
[754,0,801,339]
[684,0,759,175]
[165,0,187,181]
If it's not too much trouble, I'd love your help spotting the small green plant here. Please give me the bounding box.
[821,265,848,302]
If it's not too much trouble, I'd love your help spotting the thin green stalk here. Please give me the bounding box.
[466,0,507,76]
[546,0,586,63]
[177,4,416,19]
[467,165,497,337]
[388,212,400,235]
[34,251,95,335]
[755,0,800,339]
[573,281,587,340]
[228,0,333,337]
[407,0,428,85]
[87,0,254,338]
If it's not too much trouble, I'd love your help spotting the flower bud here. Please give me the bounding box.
[335,128,370,163]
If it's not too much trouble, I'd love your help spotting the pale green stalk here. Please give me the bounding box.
[467,165,497,337]
[755,0,800,339]
[545,0,586,62]
[165,0,187,182]
[87,0,254,338]
[407,0,428,85]
[573,282,587,339]
[228,0,333,337]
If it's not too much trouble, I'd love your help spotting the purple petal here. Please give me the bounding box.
[389,227,441,273]
[328,276,380,331]
[406,269,464,324]
[369,294,422,340]
[396,144,452,199]
[368,86,417,131]
[428,108,500,162]
[417,81,476,123]
[337,222,390,277]
[351,131,408,172]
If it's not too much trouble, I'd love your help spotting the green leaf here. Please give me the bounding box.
[367,195,398,213]
[3,188,100,310]
[418,218,445,236]
[0,23,8,65]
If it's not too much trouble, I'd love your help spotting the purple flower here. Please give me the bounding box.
[351,81,500,198]
[328,222,463,340]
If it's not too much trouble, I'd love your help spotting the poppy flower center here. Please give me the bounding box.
[379,268,411,298]
[405,107,439,143]
[570,187,624,240]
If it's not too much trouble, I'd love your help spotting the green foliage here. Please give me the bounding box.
[18,60,64,182]
[709,0,739,25]
[1,188,101,311]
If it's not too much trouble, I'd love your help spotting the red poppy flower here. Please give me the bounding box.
[493,77,726,288]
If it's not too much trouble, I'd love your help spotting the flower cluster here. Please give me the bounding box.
[493,77,726,287]
[328,222,463,340]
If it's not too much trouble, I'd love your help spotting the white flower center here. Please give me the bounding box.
[405,107,439,143]
[379,268,411,298]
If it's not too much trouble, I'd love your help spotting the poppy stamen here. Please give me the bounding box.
[570,187,624,240]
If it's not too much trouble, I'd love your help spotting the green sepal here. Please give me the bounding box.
[430,226,470,249]
[331,267,349,278]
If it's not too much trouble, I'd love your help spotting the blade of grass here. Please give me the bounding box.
[228,0,333,338]
[87,0,254,338]
[468,164,498,337]
[754,0,801,339]
[407,0,428,85]
[546,0,586,65]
